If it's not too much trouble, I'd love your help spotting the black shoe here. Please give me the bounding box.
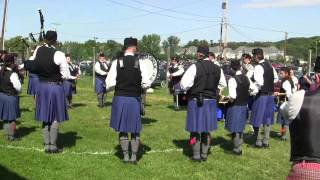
[201,157,207,162]
[44,149,51,153]
[255,144,263,148]
[7,136,20,141]
[49,148,63,154]
[129,160,138,165]
[262,144,269,148]
[97,105,104,108]
[280,137,287,141]
[233,150,243,156]
[190,157,202,162]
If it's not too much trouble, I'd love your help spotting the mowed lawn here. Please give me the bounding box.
[0,76,291,180]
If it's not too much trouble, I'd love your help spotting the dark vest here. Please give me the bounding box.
[96,61,109,79]
[169,64,183,84]
[0,70,17,96]
[290,94,320,162]
[34,45,61,82]
[233,74,250,106]
[114,56,142,97]
[188,60,221,99]
[69,63,79,77]
[279,79,294,102]
[255,61,274,94]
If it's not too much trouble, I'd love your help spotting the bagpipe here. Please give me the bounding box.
[23,9,46,72]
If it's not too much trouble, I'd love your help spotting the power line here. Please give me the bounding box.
[229,22,319,36]
[228,24,255,42]
[104,0,220,23]
[50,0,214,25]
[129,0,221,19]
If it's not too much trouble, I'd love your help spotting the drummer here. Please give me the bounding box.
[168,56,184,94]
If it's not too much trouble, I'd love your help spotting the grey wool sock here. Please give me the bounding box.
[256,126,263,147]
[43,124,50,151]
[201,133,211,159]
[130,136,140,162]
[49,121,59,151]
[263,125,271,145]
[97,93,104,107]
[3,121,9,136]
[233,133,242,152]
[192,140,201,160]
[119,135,130,162]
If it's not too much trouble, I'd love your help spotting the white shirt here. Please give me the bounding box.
[105,52,152,90]
[282,80,297,98]
[291,75,299,90]
[228,71,242,99]
[213,60,221,67]
[95,61,109,76]
[30,44,70,79]
[6,68,22,92]
[180,58,227,91]
[253,60,279,90]
[280,90,305,121]
[228,71,257,99]
[244,63,254,79]
[168,64,184,77]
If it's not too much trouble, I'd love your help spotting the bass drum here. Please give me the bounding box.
[136,53,158,116]
[137,53,159,86]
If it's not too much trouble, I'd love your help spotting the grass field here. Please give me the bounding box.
[0,76,291,180]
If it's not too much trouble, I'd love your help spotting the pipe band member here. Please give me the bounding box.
[180,46,227,162]
[32,30,71,153]
[275,67,296,141]
[63,54,80,108]
[106,37,151,164]
[209,52,220,67]
[167,56,184,94]
[95,53,110,108]
[225,60,250,155]
[0,54,22,141]
[280,90,320,179]
[250,48,279,148]
[27,48,40,98]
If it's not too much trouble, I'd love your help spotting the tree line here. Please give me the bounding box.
[4,34,320,62]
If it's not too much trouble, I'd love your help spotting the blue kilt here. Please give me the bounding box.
[27,73,39,95]
[35,82,69,122]
[0,92,20,121]
[248,96,254,110]
[95,78,106,94]
[63,80,73,97]
[110,96,142,133]
[186,99,218,132]
[277,103,289,126]
[225,105,247,133]
[251,95,275,127]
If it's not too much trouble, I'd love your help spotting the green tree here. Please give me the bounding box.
[185,39,209,47]
[139,34,161,57]
[167,36,180,58]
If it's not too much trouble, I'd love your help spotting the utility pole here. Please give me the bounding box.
[92,46,96,90]
[284,32,288,60]
[309,49,312,75]
[219,17,223,56]
[316,40,318,57]
[166,47,170,91]
[222,0,228,60]
[1,0,8,50]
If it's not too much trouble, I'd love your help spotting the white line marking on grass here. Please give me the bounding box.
[0,145,183,155]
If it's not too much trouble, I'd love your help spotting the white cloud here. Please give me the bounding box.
[242,0,320,8]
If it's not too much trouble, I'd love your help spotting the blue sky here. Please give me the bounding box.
[2,0,320,44]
